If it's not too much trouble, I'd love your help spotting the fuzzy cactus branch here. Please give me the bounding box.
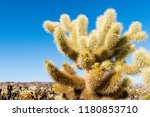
[62,62,76,75]
[115,63,139,75]
[76,15,88,37]
[45,61,85,89]
[105,22,122,50]
[54,27,79,61]
[133,48,150,69]
[60,14,72,31]
[124,22,147,42]
[141,67,150,89]
[43,21,59,33]
[96,9,116,45]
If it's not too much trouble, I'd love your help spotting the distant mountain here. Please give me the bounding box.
[0,82,54,91]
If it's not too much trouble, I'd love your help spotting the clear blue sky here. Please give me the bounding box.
[0,0,150,83]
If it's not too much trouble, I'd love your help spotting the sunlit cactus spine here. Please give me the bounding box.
[43,8,148,100]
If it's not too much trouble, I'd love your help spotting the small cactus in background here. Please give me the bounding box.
[6,84,13,100]
[43,8,150,100]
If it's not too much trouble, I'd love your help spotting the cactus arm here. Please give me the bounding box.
[62,62,76,75]
[60,14,72,31]
[104,23,122,50]
[54,27,79,62]
[96,9,116,46]
[141,67,150,89]
[45,61,85,89]
[133,48,150,69]
[124,22,147,42]
[43,21,59,34]
[116,63,140,75]
[76,15,88,37]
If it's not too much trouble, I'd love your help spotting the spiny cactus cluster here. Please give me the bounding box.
[43,8,150,100]
[0,84,57,100]
[0,84,18,100]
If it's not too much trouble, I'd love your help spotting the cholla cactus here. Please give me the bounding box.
[135,49,150,99]
[6,84,13,100]
[43,9,148,100]
[18,90,36,100]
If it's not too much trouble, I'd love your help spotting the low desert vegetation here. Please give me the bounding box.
[0,84,56,100]
[0,84,150,100]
